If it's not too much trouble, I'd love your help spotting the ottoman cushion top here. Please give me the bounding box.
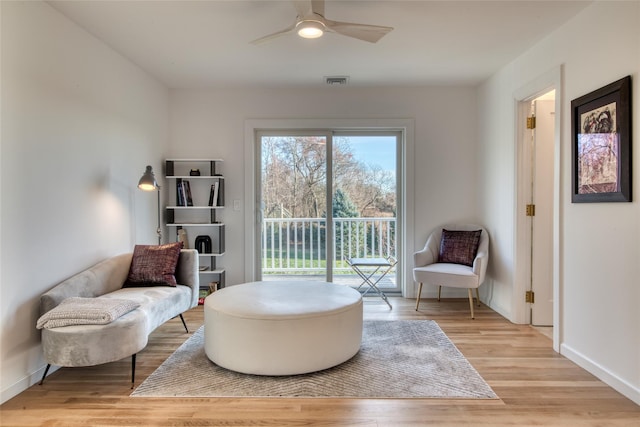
[206,281,362,320]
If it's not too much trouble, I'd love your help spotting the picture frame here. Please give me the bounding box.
[571,76,632,203]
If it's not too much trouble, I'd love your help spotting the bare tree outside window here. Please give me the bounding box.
[262,136,395,219]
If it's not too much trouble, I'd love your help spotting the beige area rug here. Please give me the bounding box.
[131,320,497,399]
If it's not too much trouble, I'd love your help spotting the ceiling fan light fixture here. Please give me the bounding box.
[297,20,325,39]
[251,0,392,45]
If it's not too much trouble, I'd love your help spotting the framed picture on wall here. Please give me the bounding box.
[571,75,632,203]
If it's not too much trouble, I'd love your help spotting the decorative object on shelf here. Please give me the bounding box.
[189,169,201,176]
[198,288,211,305]
[177,229,189,248]
[137,165,162,244]
[209,282,220,293]
[195,235,212,254]
[571,75,632,203]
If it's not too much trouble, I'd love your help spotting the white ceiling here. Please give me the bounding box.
[47,0,591,89]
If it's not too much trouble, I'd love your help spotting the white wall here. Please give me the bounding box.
[169,87,479,289]
[477,1,640,404]
[0,1,169,403]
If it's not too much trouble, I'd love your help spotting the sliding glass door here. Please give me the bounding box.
[256,130,400,292]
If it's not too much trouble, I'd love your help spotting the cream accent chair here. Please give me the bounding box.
[413,224,489,319]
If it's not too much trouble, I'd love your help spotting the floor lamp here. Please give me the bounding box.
[138,165,162,245]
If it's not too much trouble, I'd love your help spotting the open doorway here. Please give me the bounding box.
[514,66,562,352]
[527,91,555,327]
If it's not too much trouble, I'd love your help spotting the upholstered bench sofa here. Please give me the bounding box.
[37,245,199,386]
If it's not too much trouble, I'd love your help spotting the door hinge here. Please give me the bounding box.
[526,204,536,216]
[525,290,535,303]
[527,115,536,129]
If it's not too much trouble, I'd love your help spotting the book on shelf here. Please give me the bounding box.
[208,182,219,207]
[182,180,193,206]
[176,178,193,207]
[176,178,185,206]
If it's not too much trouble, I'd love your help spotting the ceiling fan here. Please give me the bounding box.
[251,0,393,45]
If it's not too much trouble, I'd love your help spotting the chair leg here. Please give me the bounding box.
[475,288,481,307]
[415,282,423,311]
[468,289,475,319]
[39,364,51,385]
[131,354,136,389]
[437,285,442,301]
[179,313,189,333]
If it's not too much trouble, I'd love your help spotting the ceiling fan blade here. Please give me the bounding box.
[325,19,393,43]
[293,0,312,18]
[311,0,325,17]
[250,24,296,45]
[293,0,323,18]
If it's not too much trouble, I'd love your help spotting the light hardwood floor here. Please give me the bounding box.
[2,297,639,426]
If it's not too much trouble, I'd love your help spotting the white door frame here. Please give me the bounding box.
[513,66,562,352]
[243,118,415,296]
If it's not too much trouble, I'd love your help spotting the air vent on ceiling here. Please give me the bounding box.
[324,76,349,85]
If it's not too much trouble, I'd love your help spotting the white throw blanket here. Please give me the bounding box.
[36,297,140,329]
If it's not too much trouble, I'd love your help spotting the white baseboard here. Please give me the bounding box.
[1,364,58,405]
[561,343,640,406]
[485,299,511,321]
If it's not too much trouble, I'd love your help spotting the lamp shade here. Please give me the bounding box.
[138,165,159,191]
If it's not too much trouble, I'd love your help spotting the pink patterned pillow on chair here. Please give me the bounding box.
[438,229,482,267]
[123,242,183,287]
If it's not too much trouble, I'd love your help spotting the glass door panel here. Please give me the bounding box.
[331,134,399,291]
[260,134,328,281]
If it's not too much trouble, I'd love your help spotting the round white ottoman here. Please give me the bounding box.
[204,281,363,375]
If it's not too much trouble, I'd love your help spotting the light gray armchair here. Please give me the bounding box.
[413,224,489,319]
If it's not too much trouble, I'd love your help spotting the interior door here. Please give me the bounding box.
[530,98,554,326]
